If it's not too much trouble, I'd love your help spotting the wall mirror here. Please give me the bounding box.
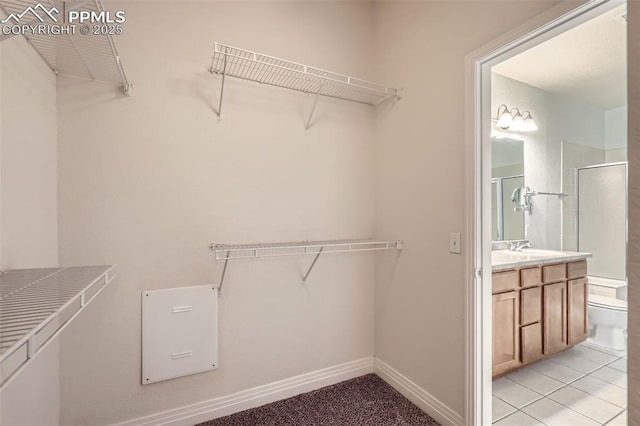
[491,136,525,241]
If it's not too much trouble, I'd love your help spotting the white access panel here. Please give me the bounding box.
[142,285,218,384]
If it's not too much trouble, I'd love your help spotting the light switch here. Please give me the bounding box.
[449,232,462,254]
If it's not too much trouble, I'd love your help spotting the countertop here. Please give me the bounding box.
[492,248,592,272]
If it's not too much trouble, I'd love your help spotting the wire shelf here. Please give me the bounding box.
[0,0,131,95]
[211,239,403,261]
[210,239,402,293]
[209,42,399,109]
[0,265,115,389]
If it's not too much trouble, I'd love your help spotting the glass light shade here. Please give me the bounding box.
[522,112,538,132]
[510,109,525,132]
[496,105,512,129]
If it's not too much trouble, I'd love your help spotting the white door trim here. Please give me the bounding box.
[463,1,624,424]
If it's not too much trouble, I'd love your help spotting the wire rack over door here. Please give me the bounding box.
[0,0,131,94]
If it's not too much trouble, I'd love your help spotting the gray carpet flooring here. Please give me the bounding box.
[196,374,440,426]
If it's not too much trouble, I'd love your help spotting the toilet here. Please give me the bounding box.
[588,294,627,350]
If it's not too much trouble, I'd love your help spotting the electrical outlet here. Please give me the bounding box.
[449,232,461,254]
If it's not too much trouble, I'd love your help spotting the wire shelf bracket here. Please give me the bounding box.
[0,0,132,96]
[209,239,403,294]
[209,42,401,128]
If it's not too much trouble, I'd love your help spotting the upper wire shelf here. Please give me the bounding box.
[210,239,402,293]
[209,42,400,125]
[0,0,131,95]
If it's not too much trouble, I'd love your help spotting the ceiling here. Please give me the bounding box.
[492,5,627,111]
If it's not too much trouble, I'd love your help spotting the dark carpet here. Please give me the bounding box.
[196,374,440,426]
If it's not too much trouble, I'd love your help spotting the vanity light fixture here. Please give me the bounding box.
[493,104,537,133]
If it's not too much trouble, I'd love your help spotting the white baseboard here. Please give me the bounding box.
[374,357,463,426]
[114,357,374,426]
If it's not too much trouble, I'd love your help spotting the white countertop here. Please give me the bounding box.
[492,249,592,271]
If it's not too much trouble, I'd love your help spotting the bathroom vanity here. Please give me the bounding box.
[491,249,592,377]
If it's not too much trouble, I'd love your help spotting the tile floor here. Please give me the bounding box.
[492,342,627,425]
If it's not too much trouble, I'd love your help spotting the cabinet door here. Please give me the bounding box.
[568,278,589,345]
[521,323,543,364]
[543,281,568,355]
[493,291,520,376]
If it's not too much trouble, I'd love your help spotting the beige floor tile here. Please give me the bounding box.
[493,396,517,422]
[571,376,627,408]
[521,397,600,426]
[504,367,564,395]
[492,378,543,408]
[547,386,624,423]
[528,359,585,383]
[591,366,627,389]
[493,410,544,426]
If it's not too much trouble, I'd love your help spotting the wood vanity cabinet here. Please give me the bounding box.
[492,259,588,377]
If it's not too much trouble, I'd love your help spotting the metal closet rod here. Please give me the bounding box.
[210,239,403,294]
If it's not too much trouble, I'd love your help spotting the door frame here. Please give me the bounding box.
[463,1,625,424]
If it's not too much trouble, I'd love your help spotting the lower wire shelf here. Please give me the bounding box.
[210,239,402,293]
[0,265,115,389]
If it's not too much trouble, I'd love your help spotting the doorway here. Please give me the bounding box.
[467,0,628,424]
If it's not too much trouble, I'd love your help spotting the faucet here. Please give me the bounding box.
[509,241,531,252]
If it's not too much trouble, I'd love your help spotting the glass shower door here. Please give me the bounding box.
[577,163,627,280]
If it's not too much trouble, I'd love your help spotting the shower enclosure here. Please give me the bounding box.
[576,162,627,281]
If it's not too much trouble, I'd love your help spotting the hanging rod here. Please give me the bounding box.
[209,42,400,125]
[210,239,403,294]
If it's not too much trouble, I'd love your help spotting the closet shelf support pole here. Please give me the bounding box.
[218,253,230,295]
[217,50,229,119]
[305,91,321,130]
[303,246,324,283]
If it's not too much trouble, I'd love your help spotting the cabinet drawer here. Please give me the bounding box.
[521,267,542,287]
[567,260,588,279]
[521,286,541,325]
[493,270,519,293]
[542,263,566,283]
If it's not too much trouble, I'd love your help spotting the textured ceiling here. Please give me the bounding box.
[492,5,627,111]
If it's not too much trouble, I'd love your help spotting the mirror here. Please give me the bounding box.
[492,136,525,241]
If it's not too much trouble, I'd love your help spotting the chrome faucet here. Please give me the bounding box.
[509,240,531,252]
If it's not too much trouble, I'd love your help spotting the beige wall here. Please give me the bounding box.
[372,1,561,417]
[627,1,639,424]
[57,2,377,424]
[0,25,60,426]
[0,23,58,270]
